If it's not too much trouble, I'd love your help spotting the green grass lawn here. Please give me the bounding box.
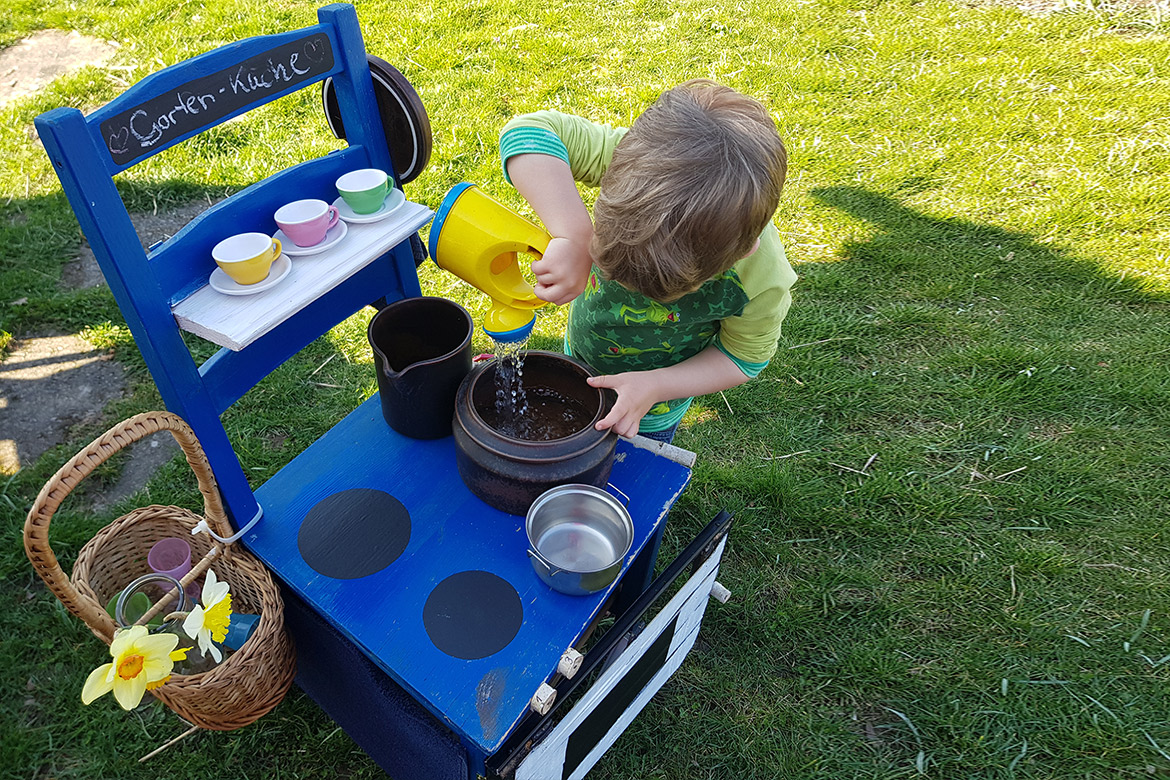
[2,0,1169,777]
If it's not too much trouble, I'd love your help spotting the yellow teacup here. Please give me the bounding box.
[212,232,283,285]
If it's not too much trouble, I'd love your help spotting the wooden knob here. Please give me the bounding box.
[709,581,732,603]
[558,648,584,679]
[530,683,557,715]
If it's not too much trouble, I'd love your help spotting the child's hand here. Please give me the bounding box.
[584,347,754,438]
[506,152,594,303]
[531,236,592,305]
[586,371,664,438]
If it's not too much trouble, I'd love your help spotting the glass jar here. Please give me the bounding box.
[113,573,221,675]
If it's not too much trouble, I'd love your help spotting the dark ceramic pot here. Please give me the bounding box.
[453,351,619,515]
[368,297,473,440]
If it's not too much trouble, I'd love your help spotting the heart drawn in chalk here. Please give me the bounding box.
[108,126,131,154]
[303,37,327,63]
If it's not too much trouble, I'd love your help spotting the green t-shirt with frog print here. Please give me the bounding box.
[500,111,797,433]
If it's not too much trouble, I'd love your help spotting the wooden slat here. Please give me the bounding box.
[172,201,432,350]
[87,25,343,172]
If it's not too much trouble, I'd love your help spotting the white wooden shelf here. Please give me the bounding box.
[172,200,434,351]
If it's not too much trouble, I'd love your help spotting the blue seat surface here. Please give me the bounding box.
[245,394,691,754]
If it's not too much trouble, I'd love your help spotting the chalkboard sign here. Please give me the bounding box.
[100,32,335,166]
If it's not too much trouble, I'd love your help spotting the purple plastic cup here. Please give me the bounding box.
[275,199,340,246]
[147,537,200,601]
[148,537,191,579]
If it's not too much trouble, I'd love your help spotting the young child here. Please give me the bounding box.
[499,79,797,442]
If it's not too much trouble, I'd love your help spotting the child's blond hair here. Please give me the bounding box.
[590,80,787,302]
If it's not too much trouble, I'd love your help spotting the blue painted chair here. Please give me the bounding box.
[34,5,459,774]
[36,3,424,533]
[36,6,724,778]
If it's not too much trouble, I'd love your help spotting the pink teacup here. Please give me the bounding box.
[275,199,340,247]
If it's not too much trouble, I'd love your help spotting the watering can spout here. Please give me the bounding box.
[484,303,536,343]
[429,183,550,342]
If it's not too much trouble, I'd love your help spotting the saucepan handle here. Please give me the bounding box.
[606,482,631,508]
[527,548,563,578]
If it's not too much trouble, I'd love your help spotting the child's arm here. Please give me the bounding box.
[506,153,595,305]
[585,346,750,438]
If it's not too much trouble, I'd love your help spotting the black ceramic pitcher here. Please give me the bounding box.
[368,297,473,440]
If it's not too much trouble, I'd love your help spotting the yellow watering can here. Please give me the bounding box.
[428,183,550,342]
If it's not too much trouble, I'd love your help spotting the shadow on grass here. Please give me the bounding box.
[1,178,243,336]
[0,178,244,493]
[679,184,1169,455]
[739,184,1170,423]
[808,184,1166,307]
[661,187,1170,779]
[680,184,1169,544]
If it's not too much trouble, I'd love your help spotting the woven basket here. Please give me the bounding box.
[24,411,296,731]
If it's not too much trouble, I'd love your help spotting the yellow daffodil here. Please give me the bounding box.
[182,568,232,663]
[81,625,188,710]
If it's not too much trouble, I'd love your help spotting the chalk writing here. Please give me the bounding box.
[100,32,335,166]
[124,91,218,147]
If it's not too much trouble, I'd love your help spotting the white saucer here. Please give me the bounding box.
[209,254,293,296]
[275,219,348,257]
[334,188,405,224]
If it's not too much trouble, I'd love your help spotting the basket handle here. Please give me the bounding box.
[23,411,234,638]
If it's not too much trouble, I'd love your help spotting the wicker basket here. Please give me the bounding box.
[24,411,296,731]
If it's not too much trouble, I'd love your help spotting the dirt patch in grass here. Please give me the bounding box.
[0,332,125,474]
[0,30,117,108]
[61,199,219,290]
[1,197,221,499]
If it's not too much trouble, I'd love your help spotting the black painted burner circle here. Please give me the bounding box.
[423,571,523,660]
[297,488,411,580]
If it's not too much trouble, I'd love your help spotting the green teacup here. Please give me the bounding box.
[336,168,390,215]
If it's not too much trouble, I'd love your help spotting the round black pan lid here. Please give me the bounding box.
[321,55,432,185]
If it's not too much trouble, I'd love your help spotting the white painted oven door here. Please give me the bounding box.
[513,532,728,780]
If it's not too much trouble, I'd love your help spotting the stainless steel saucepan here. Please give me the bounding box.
[525,484,633,596]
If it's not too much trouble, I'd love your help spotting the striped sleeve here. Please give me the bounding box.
[500,111,627,187]
[499,126,570,182]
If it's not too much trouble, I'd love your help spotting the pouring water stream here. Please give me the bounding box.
[491,335,531,439]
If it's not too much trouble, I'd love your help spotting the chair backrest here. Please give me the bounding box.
[35,3,422,528]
